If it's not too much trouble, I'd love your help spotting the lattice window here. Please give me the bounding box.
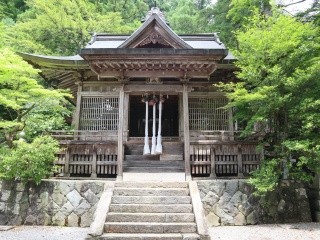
[79,97,119,131]
[189,97,229,131]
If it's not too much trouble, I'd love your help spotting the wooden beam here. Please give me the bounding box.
[124,84,184,93]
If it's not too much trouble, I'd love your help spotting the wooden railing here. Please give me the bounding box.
[190,130,263,142]
[50,130,118,142]
[190,143,262,178]
[54,142,118,178]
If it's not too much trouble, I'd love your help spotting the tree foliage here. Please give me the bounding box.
[6,0,142,55]
[219,10,320,194]
[0,47,72,147]
[0,136,59,185]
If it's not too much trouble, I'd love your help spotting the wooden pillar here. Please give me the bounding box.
[117,85,125,181]
[210,147,216,178]
[123,93,129,142]
[237,144,244,177]
[91,146,97,178]
[74,82,83,140]
[228,107,234,141]
[64,145,70,177]
[183,84,191,181]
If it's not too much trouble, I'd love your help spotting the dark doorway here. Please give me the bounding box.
[129,95,179,137]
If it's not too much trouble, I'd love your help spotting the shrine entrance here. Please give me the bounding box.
[129,95,179,138]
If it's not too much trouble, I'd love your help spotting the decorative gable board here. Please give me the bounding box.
[119,14,191,49]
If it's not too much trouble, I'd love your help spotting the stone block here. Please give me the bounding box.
[1,190,11,201]
[218,192,231,206]
[16,182,25,192]
[15,192,23,203]
[315,211,320,222]
[67,212,79,227]
[66,189,82,208]
[213,204,234,225]
[37,212,51,225]
[61,201,74,216]
[84,189,99,205]
[225,180,239,196]
[239,180,253,193]
[80,206,95,227]
[234,212,246,225]
[0,202,5,211]
[13,204,20,215]
[202,191,219,207]
[51,192,67,207]
[247,210,259,225]
[55,181,74,196]
[209,180,226,197]
[52,211,66,226]
[74,200,91,216]
[277,199,286,213]
[47,201,60,215]
[206,212,220,226]
[25,215,37,225]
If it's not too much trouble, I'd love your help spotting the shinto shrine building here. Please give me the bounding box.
[20,8,261,181]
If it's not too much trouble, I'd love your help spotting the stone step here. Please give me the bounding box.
[113,188,189,196]
[112,195,191,204]
[124,167,185,173]
[99,233,200,240]
[124,160,184,166]
[107,213,195,223]
[109,204,193,213]
[160,154,184,161]
[125,155,160,161]
[104,222,197,234]
[125,142,183,155]
[123,172,186,182]
[115,181,188,188]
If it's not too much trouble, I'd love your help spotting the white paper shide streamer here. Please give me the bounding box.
[143,100,150,155]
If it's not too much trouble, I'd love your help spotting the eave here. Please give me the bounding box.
[80,48,228,79]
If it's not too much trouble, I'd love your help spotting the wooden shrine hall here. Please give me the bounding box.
[20,7,262,181]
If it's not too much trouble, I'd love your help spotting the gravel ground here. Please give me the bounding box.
[0,223,319,240]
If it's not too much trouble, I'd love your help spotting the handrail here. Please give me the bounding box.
[49,130,118,141]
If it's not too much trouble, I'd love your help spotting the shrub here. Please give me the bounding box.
[0,135,59,185]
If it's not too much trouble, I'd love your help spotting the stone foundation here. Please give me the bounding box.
[0,179,106,227]
[197,179,312,226]
[308,174,320,222]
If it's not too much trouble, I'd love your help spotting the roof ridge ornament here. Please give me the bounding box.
[142,7,168,24]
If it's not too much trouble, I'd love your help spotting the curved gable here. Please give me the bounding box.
[119,12,191,49]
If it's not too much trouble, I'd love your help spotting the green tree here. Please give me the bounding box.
[219,11,320,194]
[91,0,148,23]
[0,0,27,21]
[0,136,60,185]
[166,0,214,34]
[0,47,71,148]
[210,0,235,48]
[8,0,140,55]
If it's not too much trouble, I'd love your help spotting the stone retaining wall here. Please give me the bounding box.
[197,179,312,226]
[0,179,106,227]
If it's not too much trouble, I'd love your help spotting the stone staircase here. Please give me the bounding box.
[123,141,185,181]
[99,182,200,239]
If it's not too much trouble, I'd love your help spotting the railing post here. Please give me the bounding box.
[210,147,216,178]
[64,145,70,177]
[91,145,97,178]
[237,144,244,177]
